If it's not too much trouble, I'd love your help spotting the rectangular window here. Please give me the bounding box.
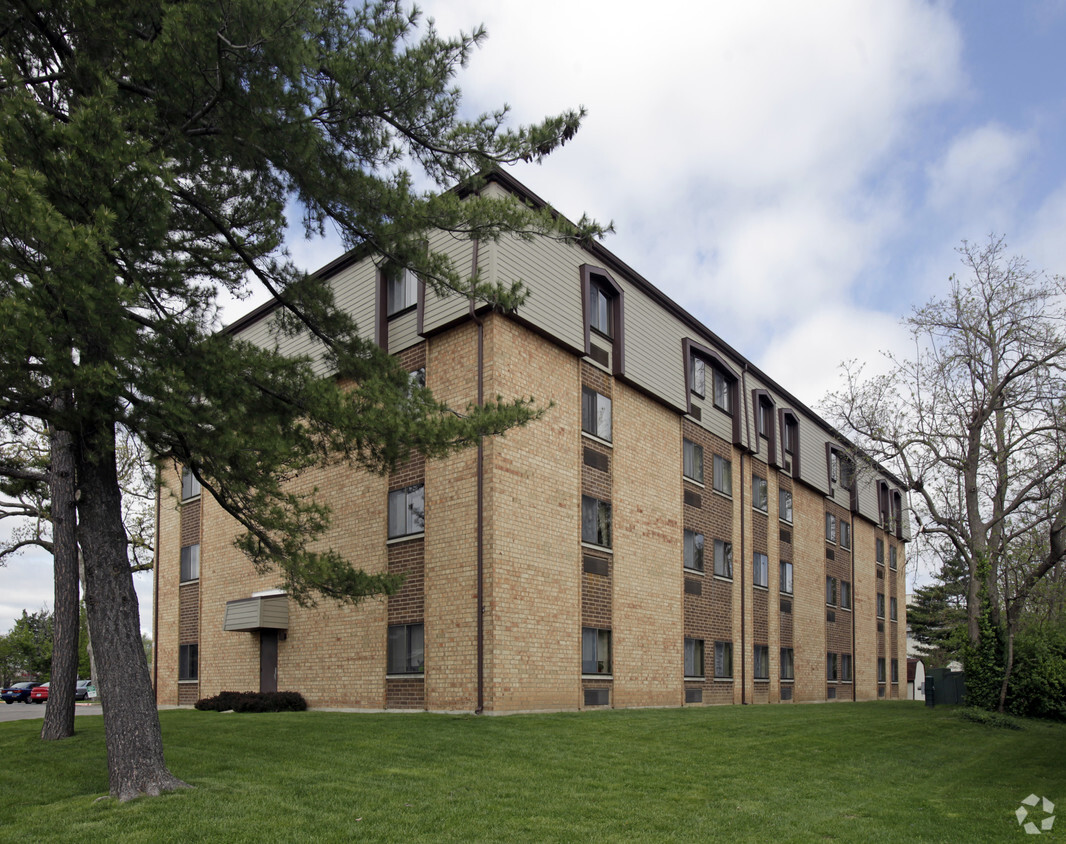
[388,484,425,539]
[714,540,733,579]
[779,561,793,595]
[891,658,899,683]
[840,580,852,610]
[780,647,795,680]
[386,268,418,316]
[589,282,613,338]
[827,652,838,682]
[878,657,887,683]
[691,355,705,398]
[181,467,201,501]
[825,512,837,543]
[179,643,198,681]
[712,454,732,496]
[180,544,200,583]
[876,538,885,564]
[890,596,898,621]
[582,627,612,675]
[830,451,839,483]
[890,545,898,570]
[684,530,704,572]
[683,439,704,484]
[783,417,797,454]
[757,402,771,438]
[714,641,733,679]
[753,645,769,680]
[684,637,705,678]
[581,387,612,442]
[752,476,768,512]
[840,521,851,550]
[581,496,612,548]
[387,623,424,675]
[841,653,853,682]
[753,552,768,588]
[826,576,838,606]
[877,592,885,618]
[779,490,793,523]
[713,369,733,414]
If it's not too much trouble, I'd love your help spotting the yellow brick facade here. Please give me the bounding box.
[154,309,909,712]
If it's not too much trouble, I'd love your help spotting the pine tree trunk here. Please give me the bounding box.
[75,421,188,801]
[41,423,79,740]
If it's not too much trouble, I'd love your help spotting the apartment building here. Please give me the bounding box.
[153,171,909,711]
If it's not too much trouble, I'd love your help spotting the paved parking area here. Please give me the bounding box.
[0,702,102,723]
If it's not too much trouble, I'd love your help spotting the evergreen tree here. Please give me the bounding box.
[1,0,602,800]
[908,555,968,668]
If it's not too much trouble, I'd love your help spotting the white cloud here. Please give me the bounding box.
[925,123,1032,219]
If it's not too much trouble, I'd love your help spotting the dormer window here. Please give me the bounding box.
[691,355,706,398]
[757,400,771,438]
[783,418,797,454]
[386,267,418,316]
[713,368,733,415]
[589,281,614,338]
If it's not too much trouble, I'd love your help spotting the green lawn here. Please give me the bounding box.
[1,702,1062,842]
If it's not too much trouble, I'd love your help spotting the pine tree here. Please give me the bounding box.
[1,0,602,800]
[907,555,968,668]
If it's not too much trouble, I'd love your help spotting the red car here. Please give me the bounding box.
[29,683,49,703]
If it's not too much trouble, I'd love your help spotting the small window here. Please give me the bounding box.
[753,645,769,680]
[829,451,839,483]
[712,368,733,414]
[841,653,853,682]
[683,439,704,484]
[691,355,706,398]
[179,643,198,681]
[386,267,418,316]
[753,552,768,588]
[876,537,885,564]
[714,540,733,579]
[826,576,838,606]
[876,592,885,619]
[581,387,612,442]
[712,454,732,496]
[180,544,200,583]
[387,623,424,674]
[891,658,899,684]
[783,416,797,454]
[890,596,898,621]
[889,545,898,570]
[840,521,851,550]
[780,648,795,681]
[752,476,768,512]
[779,561,793,595]
[826,652,838,682]
[779,490,793,523]
[840,580,852,610]
[825,513,837,543]
[714,641,733,679]
[839,455,854,489]
[581,496,612,548]
[582,627,612,674]
[684,530,704,572]
[757,401,771,438]
[589,281,614,338]
[388,484,425,539]
[181,467,201,501]
[877,657,887,683]
[684,637,705,678]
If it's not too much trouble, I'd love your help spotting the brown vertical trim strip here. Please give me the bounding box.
[151,469,161,698]
[472,238,485,716]
[416,276,426,337]
[375,268,388,353]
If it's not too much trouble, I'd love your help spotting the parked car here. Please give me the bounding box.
[1,682,38,704]
[75,680,91,701]
[29,683,49,703]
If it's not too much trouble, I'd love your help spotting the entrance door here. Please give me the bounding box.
[260,630,278,693]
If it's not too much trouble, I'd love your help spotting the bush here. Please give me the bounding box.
[195,690,307,713]
[1005,622,1066,721]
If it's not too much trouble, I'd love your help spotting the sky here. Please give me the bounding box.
[3,1,1066,636]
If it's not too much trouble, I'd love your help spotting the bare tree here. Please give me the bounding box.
[824,236,1066,708]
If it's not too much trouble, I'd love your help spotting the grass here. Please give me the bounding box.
[1,702,1063,842]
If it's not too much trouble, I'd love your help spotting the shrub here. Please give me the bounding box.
[1005,622,1066,721]
[195,690,307,712]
